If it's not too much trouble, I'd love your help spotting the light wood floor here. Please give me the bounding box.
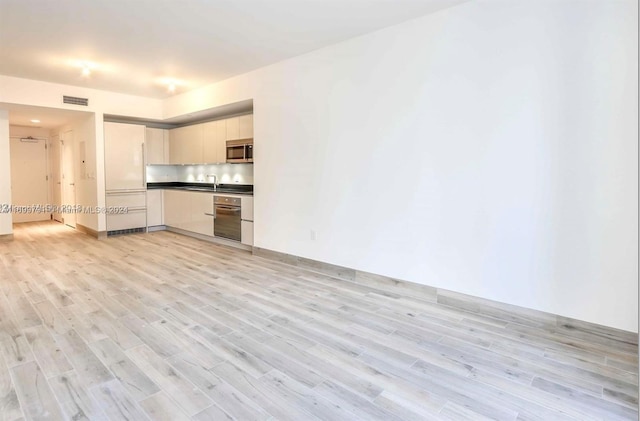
[0,221,637,420]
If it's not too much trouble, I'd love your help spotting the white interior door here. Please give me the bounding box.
[61,130,76,228]
[50,134,62,222]
[10,136,49,223]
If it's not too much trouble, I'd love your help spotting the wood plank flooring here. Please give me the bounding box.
[0,221,637,420]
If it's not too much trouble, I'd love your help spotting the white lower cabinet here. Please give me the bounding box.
[241,196,254,246]
[185,192,214,236]
[106,191,146,231]
[164,190,213,236]
[163,189,252,243]
[107,209,146,231]
[146,190,163,227]
[164,190,190,230]
[241,220,254,246]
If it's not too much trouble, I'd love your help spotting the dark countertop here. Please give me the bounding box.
[147,182,253,196]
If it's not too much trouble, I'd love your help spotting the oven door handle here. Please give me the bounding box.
[215,205,240,211]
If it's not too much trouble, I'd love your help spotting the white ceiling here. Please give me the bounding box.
[0,0,467,99]
[1,103,91,129]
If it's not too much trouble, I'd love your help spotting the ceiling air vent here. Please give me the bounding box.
[63,95,89,106]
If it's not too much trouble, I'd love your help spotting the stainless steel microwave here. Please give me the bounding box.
[226,139,253,163]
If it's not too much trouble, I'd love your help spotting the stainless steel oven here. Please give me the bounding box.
[214,196,241,241]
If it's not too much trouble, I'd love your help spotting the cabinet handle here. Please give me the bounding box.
[142,143,147,185]
[204,213,215,218]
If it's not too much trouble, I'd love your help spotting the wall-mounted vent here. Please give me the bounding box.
[63,95,89,106]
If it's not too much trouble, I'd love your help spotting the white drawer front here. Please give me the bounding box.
[241,196,254,221]
[107,209,146,231]
[241,220,254,246]
[106,192,146,208]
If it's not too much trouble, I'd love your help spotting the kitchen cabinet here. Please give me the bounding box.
[164,189,251,243]
[164,189,213,236]
[185,192,213,236]
[146,189,163,227]
[241,196,254,246]
[202,120,226,164]
[241,196,253,221]
[169,114,252,164]
[105,191,146,231]
[225,114,253,140]
[146,128,169,164]
[225,116,239,140]
[238,114,253,139]
[104,122,147,231]
[104,122,146,191]
[169,125,203,164]
[164,189,189,229]
[241,221,254,246]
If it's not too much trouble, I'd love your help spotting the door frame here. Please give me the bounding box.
[61,130,76,228]
[49,133,62,222]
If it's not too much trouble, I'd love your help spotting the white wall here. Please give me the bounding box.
[164,0,638,331]
[0,75,163,120]
[0,76,164,233]
[8,126,50,139]
[0,111,11,236]
[53,114,101,231]
[0,0,635,331]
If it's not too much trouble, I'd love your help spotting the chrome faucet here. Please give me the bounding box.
[206,174,218,191]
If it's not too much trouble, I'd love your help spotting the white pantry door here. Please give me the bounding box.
[61,130,76,228]
[10,136,49,223]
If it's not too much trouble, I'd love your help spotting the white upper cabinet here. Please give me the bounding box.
[238,114,253,139]
[169,114,252,164]
[225,116,239,140]
[226,114,253,140]
[145,128,169,165]
[202,120,227,164]
[104,122,145,191]
[168,127,185,164]
[169,125,203,164]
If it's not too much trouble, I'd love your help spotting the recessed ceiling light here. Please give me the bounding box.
[65,59,115,76]
[70,60,97,77]
[156,77,186,94]
[30,119,40,123]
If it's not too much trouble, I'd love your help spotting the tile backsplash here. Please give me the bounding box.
[146,163,253,185]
